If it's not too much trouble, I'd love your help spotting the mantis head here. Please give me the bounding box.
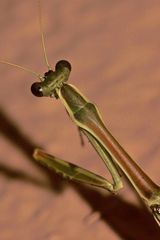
[31,60,71,98]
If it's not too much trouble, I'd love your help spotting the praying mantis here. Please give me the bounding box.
[1,2,160,228]
[31,59,160,227]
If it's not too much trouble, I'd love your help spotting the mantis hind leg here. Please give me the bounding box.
[33,146,123,193]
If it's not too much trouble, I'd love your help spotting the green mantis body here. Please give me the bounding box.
[31,60,160,226]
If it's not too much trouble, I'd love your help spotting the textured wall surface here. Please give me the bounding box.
[0,0,160,239]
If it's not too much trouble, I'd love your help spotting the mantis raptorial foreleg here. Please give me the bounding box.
[34,127,123,193]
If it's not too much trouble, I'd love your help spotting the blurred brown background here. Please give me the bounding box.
[0,0,160,239]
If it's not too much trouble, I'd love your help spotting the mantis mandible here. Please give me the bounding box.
[1,2,160,227]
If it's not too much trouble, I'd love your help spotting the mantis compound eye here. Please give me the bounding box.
[55,60,72,72]
[31,82,43,97]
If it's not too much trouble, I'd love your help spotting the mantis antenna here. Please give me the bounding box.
[38,0,51,70]
[0,60,40,78]
[0,0,51,80]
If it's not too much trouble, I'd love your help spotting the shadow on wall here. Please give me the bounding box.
[0,108,160,240]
